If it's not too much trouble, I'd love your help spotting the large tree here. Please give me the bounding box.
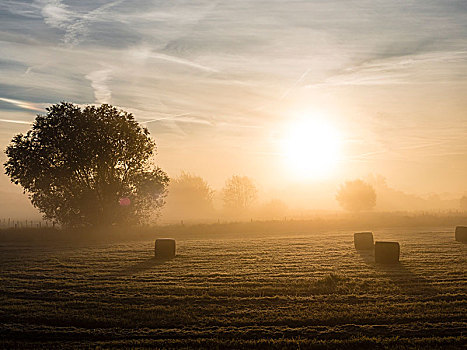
[4,102,169,227]
[336,179,376,212]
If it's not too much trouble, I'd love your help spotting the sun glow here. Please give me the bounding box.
[281,115,341,180]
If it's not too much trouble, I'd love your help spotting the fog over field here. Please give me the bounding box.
[1,0,467,222]
[1,1,466,349]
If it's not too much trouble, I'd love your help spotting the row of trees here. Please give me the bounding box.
[166,174,378,220]
[4,102,379,228]
[165,173,258,219]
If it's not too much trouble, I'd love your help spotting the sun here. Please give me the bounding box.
[281,116,341,180]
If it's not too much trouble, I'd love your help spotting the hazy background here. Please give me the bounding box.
[1,0,467,219]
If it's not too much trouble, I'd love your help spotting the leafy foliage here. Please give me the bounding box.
[222,175,258,212]
[4,102,169,227]
[336,179,376,212]
[164,172,215,220]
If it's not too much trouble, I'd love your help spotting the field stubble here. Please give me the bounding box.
[0,227,466,349]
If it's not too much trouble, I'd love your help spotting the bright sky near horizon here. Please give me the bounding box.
[1,0,467,206]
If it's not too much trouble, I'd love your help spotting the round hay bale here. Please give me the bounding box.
[155,238,176,258]
[374,241,400,264]
[455,226,467,242]
[354,232,374,250]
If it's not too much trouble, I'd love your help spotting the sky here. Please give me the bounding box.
[1,0,467,215]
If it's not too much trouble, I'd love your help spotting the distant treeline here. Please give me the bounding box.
[1,212,466,244]
[156,212,467,237]
[0,218,54,229]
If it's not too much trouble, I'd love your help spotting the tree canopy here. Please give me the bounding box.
[4,102,169,227]
[164,172,215,220]
[336,179,376,212]
[222,175,258,213]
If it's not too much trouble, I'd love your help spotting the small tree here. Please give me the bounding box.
[222,175,258,212]
[336,179,376,212]
[4,102,169,227]
[164,172,214,220]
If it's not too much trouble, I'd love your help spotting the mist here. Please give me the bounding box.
[1,1,467,348]
[2,168,465,224]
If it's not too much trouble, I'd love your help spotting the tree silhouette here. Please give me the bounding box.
[222,175,258,212]
[164,172,214,220]
[336,179,376,212]
[4,102,169,227]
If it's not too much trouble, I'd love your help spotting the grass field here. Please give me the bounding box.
[0,226,466,349]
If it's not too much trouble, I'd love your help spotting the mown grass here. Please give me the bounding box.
[0,227,465,348]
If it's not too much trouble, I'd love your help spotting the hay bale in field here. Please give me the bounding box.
[155,238,176,258]
[455,226,467,242]
[375,241,400,264]
[354,232,374,250]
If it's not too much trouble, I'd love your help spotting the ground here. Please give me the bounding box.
[0,227,466,349]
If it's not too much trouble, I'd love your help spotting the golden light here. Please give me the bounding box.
[281,115,341,180]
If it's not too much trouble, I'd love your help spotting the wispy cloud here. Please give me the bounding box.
[150,52,218,73]
[0,97,44,111]
[129,46,219,73]
[307,51,467,87]
[140,113,214,127]
[279,68,311,100]
[37,0,126,45]
[39,0,72,29]
[0,118,32,125]
[85,69,112,104]
[0,1,41,18]
[1,0,467,193]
